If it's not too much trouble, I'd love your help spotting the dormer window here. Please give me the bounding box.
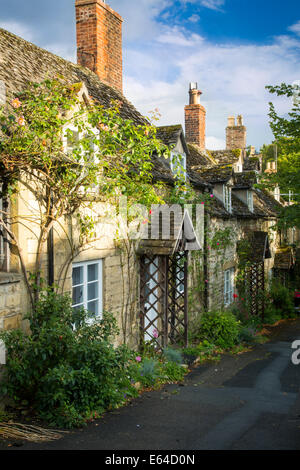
[223,185,232,213]
[170,151,187,181]
[247,190,254,212]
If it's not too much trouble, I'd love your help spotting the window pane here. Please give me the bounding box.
[73,266,83,286]
[73,286,84,305]
[88,281,98,301]
[88,263,98,282]
[87,300,98,316]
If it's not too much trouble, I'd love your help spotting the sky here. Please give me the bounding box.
[0,0,300,150]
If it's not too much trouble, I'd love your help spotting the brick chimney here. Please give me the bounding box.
[75,0,123,93]
[184,83,206,150]
[226,114,246,150]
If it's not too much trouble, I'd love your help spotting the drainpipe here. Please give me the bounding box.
[47,193,54,288]
[203,205,209,311]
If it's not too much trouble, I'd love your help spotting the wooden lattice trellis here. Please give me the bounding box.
[140,252,188,350]
[245,261,265,319]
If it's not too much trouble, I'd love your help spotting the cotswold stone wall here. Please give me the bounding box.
[0,273,24,332]
[206,217,280,310]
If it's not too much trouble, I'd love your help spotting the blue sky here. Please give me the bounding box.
[0,0,300,149]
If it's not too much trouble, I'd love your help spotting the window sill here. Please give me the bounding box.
[0,272,22,285]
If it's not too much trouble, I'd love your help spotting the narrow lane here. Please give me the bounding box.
[3,319,300,451]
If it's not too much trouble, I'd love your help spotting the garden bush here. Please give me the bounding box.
[0,292,138,428]
[199,310,240,349]
[269,281,294,319]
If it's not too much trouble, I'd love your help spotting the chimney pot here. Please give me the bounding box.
[236,114,243,126]
[227,116,235,127]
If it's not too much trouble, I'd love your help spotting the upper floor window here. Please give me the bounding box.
[223,185,232,213]
[247,190,254,212]
[170,152,186,181]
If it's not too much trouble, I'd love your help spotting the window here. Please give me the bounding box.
[170,152,186,181]
[247,190,253,212]
[224,267,235,306]
[223,185,232,213]
[72,260,103,320]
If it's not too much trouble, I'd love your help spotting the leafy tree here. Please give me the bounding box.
[0,77,169,306]
[261,83,300,230]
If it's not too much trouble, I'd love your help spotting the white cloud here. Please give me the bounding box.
[157,26,203,47]
[124,27,300,149]
[288,20,300,36]
[199,0,225,11]
[188,14,200,23]
[0,20,34,42]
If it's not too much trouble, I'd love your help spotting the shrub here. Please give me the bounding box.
[0,292,138,428]
[162,347,183,364]
[238,326,257,344]
[269,281,294,319]
[199,310,240,349]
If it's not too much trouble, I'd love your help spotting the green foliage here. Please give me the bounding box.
[159,361,185,382]
[238,326,257,344]
[0,292,138,428]
[268,280,295,319]
[162,347,183,365]
[199,310,240,349]
[261,83,300,229]
[0,78,169,305]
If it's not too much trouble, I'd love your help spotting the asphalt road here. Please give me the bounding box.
[2,318,300,451]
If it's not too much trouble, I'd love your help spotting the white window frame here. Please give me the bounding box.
[224,267,235,306]
[72,259,103,320]
[247,190,254,212]
[223,185,232,213]
[170,151,187,181]
[0,190,4,268]
[0,186,9,272]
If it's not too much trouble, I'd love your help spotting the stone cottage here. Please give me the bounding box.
[0,0,207,354]
[182,83,293,315]
[0,0,292,361]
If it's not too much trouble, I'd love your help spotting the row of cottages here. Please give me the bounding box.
[0,0,292,360]
[157,83,298,319]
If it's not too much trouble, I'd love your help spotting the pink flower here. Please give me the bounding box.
[205,280,208,283]
[99,123,109,132]
[135,356,142,362]
[11,98,22,109]
[17,116,25,126]
[153,328,159,338]
[217,242,220,246]
[210,194,214,198]
[201,202,205,205]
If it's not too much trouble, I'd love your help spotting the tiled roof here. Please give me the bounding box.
[274,247,295,270]
[0,28,146,125]
[187,144,216,168]
[0,28,177,184]
[194,165,233,184]
[156,125,183,149]
[243,156,262,172]
[233,171,258,189]
[209,149,241,165]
